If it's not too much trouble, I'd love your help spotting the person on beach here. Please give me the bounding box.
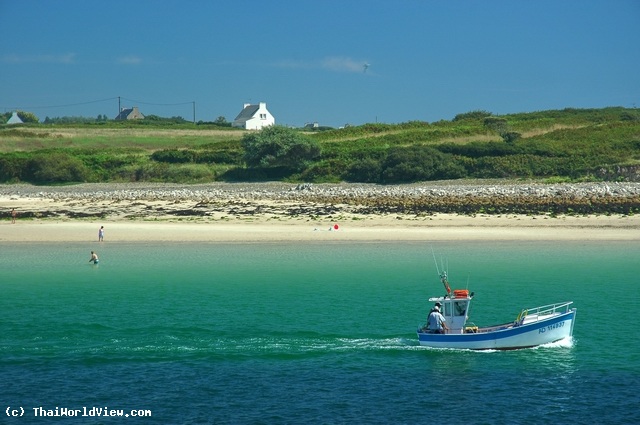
[98,226,104,242]
[427,302,448,334]
[11,208,17,224]
[89,251,99,265]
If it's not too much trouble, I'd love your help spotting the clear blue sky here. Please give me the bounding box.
[1,0,638,127]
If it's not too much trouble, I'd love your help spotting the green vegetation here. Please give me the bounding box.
[0,111,39,123]
[242,126,320,171]
[1,107,639,184]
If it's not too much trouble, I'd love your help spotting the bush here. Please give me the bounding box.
[381,146,466,183]
[502,132,522,144]
[453,110,493,122]
[483,117,508,133]
[242,126,321,171]
[161,164,215,182]
[437,141,518,158]
[0,155,29,182]
[345,158,383,183]
[151,149,196,163]
[297,159,348,183]
[195,149,243,165]
[26,153,90,183]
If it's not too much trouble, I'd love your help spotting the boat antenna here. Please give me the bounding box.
[431,248,451,295]
[431,247,441,276]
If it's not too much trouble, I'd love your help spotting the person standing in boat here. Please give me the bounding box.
[428,302,448,334]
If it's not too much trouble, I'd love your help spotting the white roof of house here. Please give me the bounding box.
[7,112,23,124]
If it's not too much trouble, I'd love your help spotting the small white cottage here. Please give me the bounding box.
[6,112,23,125]
[232,102,275,130]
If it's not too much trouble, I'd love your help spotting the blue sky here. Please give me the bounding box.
[1,1,638,127]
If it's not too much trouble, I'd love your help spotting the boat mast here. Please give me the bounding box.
[431,249,451,295]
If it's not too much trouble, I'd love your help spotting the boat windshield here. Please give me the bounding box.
[443,300,468,317]
[454,301,467,316]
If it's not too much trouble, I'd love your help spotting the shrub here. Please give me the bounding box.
[161,164,215,182]
[0,155,29,182]
[26,153,90,183]
[151,149,196,163]
[437,141,518,158]
[483,117,508,133]
[453,110,493,121]
[242,126,321,171]
[297,159,348,183]
[502,132,521,144]
[381,146,466,183]
[195,149,243,165]
[345,158,383,183]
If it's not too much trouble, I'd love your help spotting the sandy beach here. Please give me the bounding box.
[2,216,639,242]
[1,182,639,242]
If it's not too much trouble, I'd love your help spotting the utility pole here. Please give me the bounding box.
[193,101,196,124]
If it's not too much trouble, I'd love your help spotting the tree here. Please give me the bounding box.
[453,110,492,122]
[483,117,508,134]
[242,125,321,171]
[483,117,521,144]
[16,111,39,123]
[1,110,38,123]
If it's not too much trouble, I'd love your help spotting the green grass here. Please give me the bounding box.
[1,107,639,184]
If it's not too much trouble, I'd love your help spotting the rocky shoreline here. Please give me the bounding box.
[2,181,640,220]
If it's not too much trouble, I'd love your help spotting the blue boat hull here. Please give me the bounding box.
[417,309,576,350]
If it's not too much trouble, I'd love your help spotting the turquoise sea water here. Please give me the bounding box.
[1,241,639,424]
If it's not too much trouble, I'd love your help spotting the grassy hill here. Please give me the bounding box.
[1,107,639,184]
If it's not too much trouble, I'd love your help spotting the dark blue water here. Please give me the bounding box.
[1,241,638,424]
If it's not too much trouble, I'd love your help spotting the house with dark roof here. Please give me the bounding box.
[115,106,145,120]
[232,102,275,130]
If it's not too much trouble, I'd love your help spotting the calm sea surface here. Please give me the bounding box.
[1,241,638,424]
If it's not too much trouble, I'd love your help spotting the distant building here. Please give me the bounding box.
[6,112,23,125]
[232,102,275,130]
[115,106,145,120]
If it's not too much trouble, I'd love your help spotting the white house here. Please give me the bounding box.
[232,102,275,130]
[6,112,23,124]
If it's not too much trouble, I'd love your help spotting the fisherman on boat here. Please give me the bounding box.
[427,302,449,334]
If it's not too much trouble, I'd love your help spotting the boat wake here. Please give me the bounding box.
[532,336,574,349]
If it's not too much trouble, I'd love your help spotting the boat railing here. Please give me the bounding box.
[522,301,573,322]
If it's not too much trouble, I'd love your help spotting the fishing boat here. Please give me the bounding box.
[417,270,576,350]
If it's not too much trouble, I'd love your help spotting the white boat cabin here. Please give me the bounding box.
[429,289,474,334]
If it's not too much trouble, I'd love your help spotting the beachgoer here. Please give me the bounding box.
[98,226,104,242]
[89,251,99,265]
[11,208,16,224]
[427,302,448,334]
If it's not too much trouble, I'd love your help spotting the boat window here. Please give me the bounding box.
[454,301,467,316]
[443,302,452,317]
